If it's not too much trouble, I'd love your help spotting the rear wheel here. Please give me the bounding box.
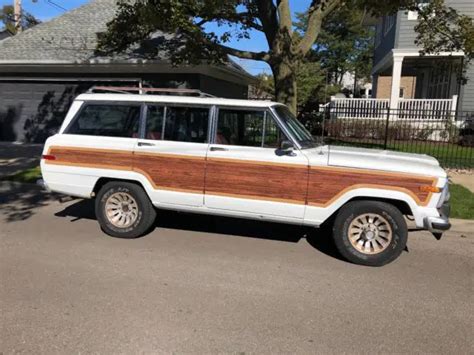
[95,181,156,238]
[332,201,407,266]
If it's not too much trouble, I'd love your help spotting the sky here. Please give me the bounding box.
[0,0,312,75]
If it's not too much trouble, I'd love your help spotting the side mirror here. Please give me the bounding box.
[280,140,294,151]
[276,140,296,156]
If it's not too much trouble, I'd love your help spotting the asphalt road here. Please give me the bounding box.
[1,183,473,354]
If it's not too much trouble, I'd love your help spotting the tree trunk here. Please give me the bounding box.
[271,60,298,114]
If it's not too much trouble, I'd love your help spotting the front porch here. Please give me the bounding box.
[323,49,464,120]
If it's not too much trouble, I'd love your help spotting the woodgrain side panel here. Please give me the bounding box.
[205,158,308,204]
[47,146,206,193]
[48,146,135,171]
[46,146,437,207]
[307,167,436,206]
[135,153,206,193]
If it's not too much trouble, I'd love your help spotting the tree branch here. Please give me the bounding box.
[277,0,292,35]
[256,0,279,48]
[236,12,264,31]
[218,43,270,61]
[298,0,341,56]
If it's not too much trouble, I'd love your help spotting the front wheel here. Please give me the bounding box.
[332,201,408,266]
[95,181,156,238]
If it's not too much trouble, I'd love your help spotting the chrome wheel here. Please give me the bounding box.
[348,213,393,255]
[104,192,139,228]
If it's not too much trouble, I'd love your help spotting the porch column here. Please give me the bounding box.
[390,55,404,111]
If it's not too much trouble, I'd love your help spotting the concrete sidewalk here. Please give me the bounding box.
[0,142,43,177]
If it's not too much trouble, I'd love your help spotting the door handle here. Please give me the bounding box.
[138,142,155,147]
[210,146,228,152]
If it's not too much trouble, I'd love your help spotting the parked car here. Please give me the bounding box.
[40,89,451,266]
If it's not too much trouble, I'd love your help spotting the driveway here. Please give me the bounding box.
[1,183,473,354]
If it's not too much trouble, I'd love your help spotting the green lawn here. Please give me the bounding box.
[449,184,474,220]
[329,139,473,169]
[1,166,42,184]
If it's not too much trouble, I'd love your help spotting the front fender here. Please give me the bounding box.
[303,187,427,227]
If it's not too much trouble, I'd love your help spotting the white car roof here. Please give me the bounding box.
[75,93,282,108]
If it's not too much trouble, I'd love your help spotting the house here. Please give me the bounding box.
[369,0,473,113]
[0,0,255,142]
[325,1,473,119]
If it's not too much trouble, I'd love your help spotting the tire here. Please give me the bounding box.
[332,200,407,266]
[95,181,156,238]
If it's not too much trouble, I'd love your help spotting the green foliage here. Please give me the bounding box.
[252,62,340,115]
[0,5,40,34]
[97,0,474,112]
[415,0,474,83]
[294,5,374,86]
[2,166,42,184]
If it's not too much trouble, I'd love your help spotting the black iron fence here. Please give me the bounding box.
[306,108,474,169]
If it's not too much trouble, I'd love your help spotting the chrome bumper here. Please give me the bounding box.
[424,200,451,238]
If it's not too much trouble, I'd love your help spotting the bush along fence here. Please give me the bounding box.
[306,108,474,169]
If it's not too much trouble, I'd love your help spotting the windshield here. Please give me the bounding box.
[273,105,318,149]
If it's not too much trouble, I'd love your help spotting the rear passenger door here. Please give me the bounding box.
[133,104,211,207]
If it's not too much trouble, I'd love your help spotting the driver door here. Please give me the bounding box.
[204,107,309,220]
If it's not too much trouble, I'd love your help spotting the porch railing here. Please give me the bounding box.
[397,97,458,120]
[323,95,458,120]
[325,98,389,119]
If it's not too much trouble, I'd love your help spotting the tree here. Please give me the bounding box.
[294,6,373,88]
[0,5,40,34]
[98,0,473,113]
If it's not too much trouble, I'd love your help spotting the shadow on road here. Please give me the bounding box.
[0,182,58,222]
[0,143,43,177]
[55,199,345,261]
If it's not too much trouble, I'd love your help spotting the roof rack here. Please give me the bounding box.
[87,86,216,97]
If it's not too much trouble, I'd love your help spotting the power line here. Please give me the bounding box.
[43,0,67,12]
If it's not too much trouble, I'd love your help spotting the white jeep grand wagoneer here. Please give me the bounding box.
[41,88,450,266]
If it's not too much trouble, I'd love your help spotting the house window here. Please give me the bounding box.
[399,88,405,98]
[428,65,451,99]
[384,15,395,34]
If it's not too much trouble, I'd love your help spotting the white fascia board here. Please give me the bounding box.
[372,49,466,74]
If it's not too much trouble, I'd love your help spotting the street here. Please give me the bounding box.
[1,183,473,354]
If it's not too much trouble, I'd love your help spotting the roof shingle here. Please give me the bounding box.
[0,0,120,62]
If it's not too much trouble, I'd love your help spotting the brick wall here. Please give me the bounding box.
[376,76,417,99]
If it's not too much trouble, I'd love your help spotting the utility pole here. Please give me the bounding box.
[14,0,22,33]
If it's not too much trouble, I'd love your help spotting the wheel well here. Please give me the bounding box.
[346,197,413,216]
[320,197,413,229]
[92,177,145,197]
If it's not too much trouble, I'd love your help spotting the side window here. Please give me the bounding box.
[67,104,140,138]
[163,106,209,143]
[216,109,264,147]
[263,115,286,148]
[145,105,165,140]
[216,109,287,148]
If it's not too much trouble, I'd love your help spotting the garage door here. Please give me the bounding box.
[0,80,139,142]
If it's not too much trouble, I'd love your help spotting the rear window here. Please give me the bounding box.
[67,104,140,138]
